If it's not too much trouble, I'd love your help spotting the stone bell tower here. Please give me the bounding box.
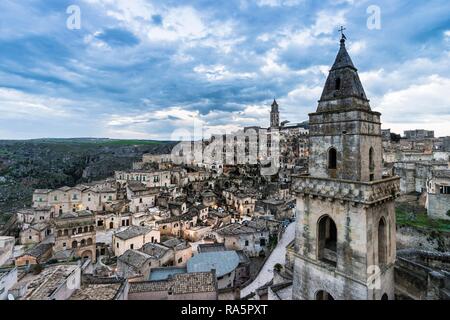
[270,99,280,128]
[292,34,401,300]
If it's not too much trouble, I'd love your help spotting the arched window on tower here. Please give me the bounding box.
[317,215,337,267]
[378,217,387,267]
[328,147,337,173]
[335,78,341,90]
[316,290,334,300]
[369,147,375,181]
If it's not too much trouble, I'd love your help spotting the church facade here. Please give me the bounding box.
[292,36,401,300]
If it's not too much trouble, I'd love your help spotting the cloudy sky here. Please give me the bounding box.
[0,0,449,140]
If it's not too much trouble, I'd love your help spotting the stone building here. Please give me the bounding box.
[117,249,155,280]
[19,222,51,245]
[0,268,17,300]
[425,169,450,220]
[53,211,97,262]
[161,238,193,267]
[115,169,172,188]
[213,223,269,257]
[128,271,218,300]
[223,188,257,217]
[404,129,435,140]
[69,276,129,300]
[32,184,118,215]
[126,181,158,213]
[112,225,160,256]
[270,99,280,128]
[0,236,15,267]
[187,251,240,290]
[292,35,401,300]
[395,249,450,299]
[21,264,81,300]
[15,243,53,267]
[394,160,448,194]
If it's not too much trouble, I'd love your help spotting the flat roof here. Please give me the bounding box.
[187,251,240,278]
[149,267,187,281]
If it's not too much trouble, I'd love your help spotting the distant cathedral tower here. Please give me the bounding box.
[292,34,401,300]
[270,99,280,128]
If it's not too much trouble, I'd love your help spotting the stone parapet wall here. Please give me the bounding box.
[293,175,400,205]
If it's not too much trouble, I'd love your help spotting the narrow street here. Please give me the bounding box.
[240,222,296,298]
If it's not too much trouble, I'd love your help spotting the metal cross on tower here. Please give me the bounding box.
[339,26,347,40]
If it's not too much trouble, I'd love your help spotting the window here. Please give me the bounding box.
[54,196,58,201]
[245,240,249,246]
[63,242,66,247]
[73,194,78,200]
[116,243,119,248]
[316,290,334,300]
[328,148,337,170]
[335,78,341,90]
[130,244,134,249]
[108,195,112,201]
[378,218,387,267]
[318,215,337,267]
[178,257,183,264]
[369,147,375,178]
[439,186,450,194]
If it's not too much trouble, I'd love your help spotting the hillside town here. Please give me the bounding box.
[1,36,449,301]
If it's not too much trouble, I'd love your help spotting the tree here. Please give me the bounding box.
[274,263,283,273]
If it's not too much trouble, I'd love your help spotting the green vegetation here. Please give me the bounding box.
[95,140,164,146]
[396,208,450,233]
[31,264,43,275]
[0,139,176,214]
[274,263,283,272]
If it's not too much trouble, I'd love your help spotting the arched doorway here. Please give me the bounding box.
[316,290,334,300]
[81,250,93,261]
[109,222,114,229]
[318,215,337,266]
[378,218,387,267]
[381,293,388,300]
